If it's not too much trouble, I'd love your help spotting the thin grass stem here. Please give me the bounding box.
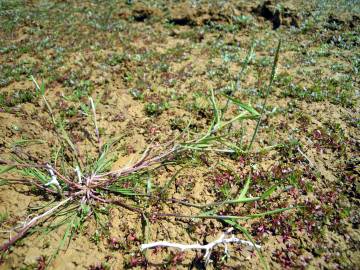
[248,40,281,152]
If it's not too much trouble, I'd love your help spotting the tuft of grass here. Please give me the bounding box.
[145,101,169,116]
[0,43,292,270]
[0,89,36,107]
[0,212,8,225]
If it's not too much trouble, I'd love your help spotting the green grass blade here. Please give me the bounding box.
[11,139,45,147]
[161,166,186,194]
[216,112,255,131]
[194,206,295,220]
[222,40,256,116]
[238,177,251,199]
[209,88,221,127]
[248,40,281,151]
[224,219,268,270]
[21,167,49,185]
[222,94,260,116]
[106,186,137,196]
[260,185,278,200]
[0,165,15,175]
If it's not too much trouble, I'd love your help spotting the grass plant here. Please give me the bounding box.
[0,41,291,269]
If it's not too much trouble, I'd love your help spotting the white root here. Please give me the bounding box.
[45,164,61,190]
[297,146,315,168]
[140,228,261,264]
[75,165,83,184]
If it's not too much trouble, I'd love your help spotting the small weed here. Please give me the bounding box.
[0,212,8,225]
[0,62,36,87]
[88,262,111,270]
[0,89,36,107]
[68,80,94,102]
[129,89,144,100]
[90,230,101,244]
[106,53,128,66]
[281,77,355,108]
[145,101,169,116]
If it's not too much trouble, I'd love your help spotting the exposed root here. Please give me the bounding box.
[140,228,261,265]
[0,192,84,251]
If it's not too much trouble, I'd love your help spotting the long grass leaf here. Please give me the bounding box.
[222,40,256,116]
[222,94,260,116]
[224,219,268,270]
[239,177,251,199]
[248,40,281,151]
[0,165,15,175]
[260,185,278,200]
[106,186,137,196]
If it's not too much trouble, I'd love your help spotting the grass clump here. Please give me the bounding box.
[145,101,169,116]
[0,41,291,269]
[0,89,36,108]
[67,80,94,102]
